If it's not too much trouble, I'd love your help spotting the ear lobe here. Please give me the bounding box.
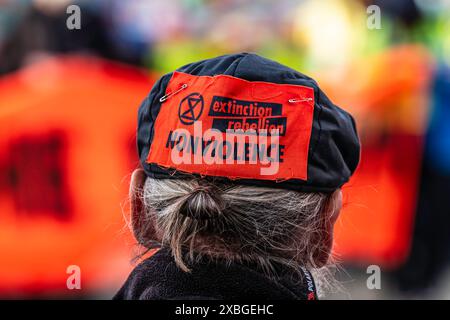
[129,168,147,245]
[312,218,333,268]
[312,189,342,267]
[330,189,343,224]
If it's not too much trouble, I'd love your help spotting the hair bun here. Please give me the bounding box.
[179,184,223,220]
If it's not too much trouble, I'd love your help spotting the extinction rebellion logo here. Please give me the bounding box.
[178,93,204,125]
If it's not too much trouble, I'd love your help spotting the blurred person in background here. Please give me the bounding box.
[0,0,154,75]
[369,0,450,295]
[114,53,361,299]
[0,0,111,74]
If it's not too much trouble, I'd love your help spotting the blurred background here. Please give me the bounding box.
[0,0,449,299]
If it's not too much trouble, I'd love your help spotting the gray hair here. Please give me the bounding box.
[131,177,340,292]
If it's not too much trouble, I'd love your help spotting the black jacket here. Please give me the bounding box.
[114,248,317,300]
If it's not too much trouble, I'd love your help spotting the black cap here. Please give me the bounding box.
[137,53,360,193]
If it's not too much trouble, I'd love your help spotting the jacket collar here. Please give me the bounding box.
[114,247,318,300]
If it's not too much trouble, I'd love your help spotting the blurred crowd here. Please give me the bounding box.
[0,0,450,299]
[1,0,447,74]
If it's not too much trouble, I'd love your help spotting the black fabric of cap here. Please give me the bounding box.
[137,53,360,193]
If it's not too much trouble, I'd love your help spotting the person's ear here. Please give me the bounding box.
[313,189,342,267]
[129,168,147,245]
[328,189,342,225]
